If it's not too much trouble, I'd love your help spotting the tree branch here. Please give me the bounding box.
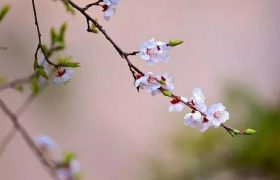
[0,98,57,179]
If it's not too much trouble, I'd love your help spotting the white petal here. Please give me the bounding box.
[168,105,175,112]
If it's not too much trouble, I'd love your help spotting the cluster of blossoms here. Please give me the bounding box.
[35,135,81,180]
[136,38,230,132]
[182,88,229,132]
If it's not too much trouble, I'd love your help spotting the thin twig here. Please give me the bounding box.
[82,0,102,11]
[31,0,58,68]
[0,74,35,92]
[0,128,16,157]
[0,98,57,179]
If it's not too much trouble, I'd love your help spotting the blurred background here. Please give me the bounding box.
[0,0,279,179]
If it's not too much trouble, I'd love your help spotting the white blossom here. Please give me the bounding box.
[103,0,120,21]
[35,135,56,151]
[184,111,211,132]
[53,68,73,86]
[206,103,229,128]
[135,72,161,95]
[168,97,187,112]
[189,88,207,113]
[139,38,169,65]
[135,72,175,96]
[56,160,81,180]
[156,73,174,92]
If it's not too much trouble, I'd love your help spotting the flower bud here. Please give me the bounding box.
[162,90,172,97]
[244,129,257,135]
[168,39,184,47]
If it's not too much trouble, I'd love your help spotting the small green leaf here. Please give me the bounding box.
[0,5,10,22]
[36,66,48,79]
[33,58,39,70]
[58,22,67,42]
[30,76,40,95]
[57,56,80,68]
[54,42,65,51]
[91,23,99,33]
[168,39,184,47]
[50,28,58,44]
[63,0,75,15]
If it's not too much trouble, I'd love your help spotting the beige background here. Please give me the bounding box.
[0,0,279,179]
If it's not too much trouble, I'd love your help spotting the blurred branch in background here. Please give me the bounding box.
[146,85,280,180]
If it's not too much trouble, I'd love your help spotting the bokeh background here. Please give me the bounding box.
[0,0,279,179]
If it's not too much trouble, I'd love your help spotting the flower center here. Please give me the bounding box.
[57,69,66,77]
[213,111,221,119]
[146,48,153,56]
[171,97,180,104]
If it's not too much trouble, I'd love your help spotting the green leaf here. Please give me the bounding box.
[168,39,184,47]
[36,66,48,79]
[33,58,39,70]
[50,28,58,44]
[30,76,40,95]
[57,56,80,68]
[63,0,75,15]
[0,5,10,22]
[58,22,67,43]
[54,41,65,51]
[91,23,99,33]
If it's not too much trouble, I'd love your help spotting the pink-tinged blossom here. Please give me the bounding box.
[189,88,207,113]
[35,135,56,151]
[103,0,120,21]
[206,103,229,128]
[168,96,187,112]
[157,73,174,92]
[139,38,169,65]
[56,160,81,180]
[135,72,161,95]
[135,72,175,96]
[53,68,73,86]
[184,111,211,132]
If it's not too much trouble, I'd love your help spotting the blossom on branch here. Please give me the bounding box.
[156,73,174,91]
[56,159,81,180]
[184,111,212,132]
[168,96,188,112]
[135,72,161,95]
[206,103,229,128]
[53,68,73,85]
[189,88,207,113]
[56,152,81,180]
[35,135,56,151]
[103,0,120,20]
[135,72,175,96]
[139,38,170,65]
